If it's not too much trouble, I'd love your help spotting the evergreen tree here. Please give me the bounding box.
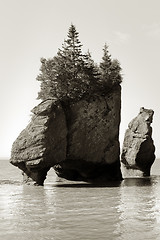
[36,25,122,102]
[37,24,85,100]
[83,50,101,93]
[55,24,86,98]
[109,59,122,85]
[99,43,122,88]
[36,58,59,100]
[57,24,83,79]
[84,50,100,79]
[99,43,112,86]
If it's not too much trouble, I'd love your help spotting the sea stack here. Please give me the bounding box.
[10,24,123,185]
[121,107,155,176]
[10,86,122,185]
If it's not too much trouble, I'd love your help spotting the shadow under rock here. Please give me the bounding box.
[54,181,122,188]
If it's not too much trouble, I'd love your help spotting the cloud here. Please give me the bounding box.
[144,23,160,39]
[112,31,130,45]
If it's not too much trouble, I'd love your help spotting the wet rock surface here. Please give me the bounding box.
[121,107,155,176]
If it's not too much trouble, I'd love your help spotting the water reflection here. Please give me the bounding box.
[122,177,153,187]
[1,175,160,240]
[115,177,160,240]
[46,181,123,240]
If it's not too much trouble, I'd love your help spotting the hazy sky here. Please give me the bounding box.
[0,0,160,158]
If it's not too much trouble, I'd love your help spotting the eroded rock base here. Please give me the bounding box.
[54,159,123,183]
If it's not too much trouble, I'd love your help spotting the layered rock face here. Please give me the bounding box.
[121,107,155,176]
[10,85,122,185]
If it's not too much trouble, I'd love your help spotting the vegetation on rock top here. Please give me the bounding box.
[37,24,122,102]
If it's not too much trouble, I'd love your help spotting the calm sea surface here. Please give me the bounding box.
[1,159,160,240]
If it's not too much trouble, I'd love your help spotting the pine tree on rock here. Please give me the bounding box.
[84,50,100,79]
[36,24,122,102]
[56,24,85,98]
[83,50,101,93]
[100,43,122,88]
[109,59,122,85]
[36,58,59,100]
[99,43,113,87]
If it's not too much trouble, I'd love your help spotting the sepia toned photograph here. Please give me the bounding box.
[0,0,160,239]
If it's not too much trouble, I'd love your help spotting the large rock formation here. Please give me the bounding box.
[10,85,122,185]
[121,107,155,176]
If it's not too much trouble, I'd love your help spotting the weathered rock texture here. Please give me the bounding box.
[10,85,122,185]
[121,107,155,176]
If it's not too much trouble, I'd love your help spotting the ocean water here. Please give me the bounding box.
[1,160,160,240]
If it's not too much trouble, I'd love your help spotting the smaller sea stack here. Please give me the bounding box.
[121,107,155,176]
